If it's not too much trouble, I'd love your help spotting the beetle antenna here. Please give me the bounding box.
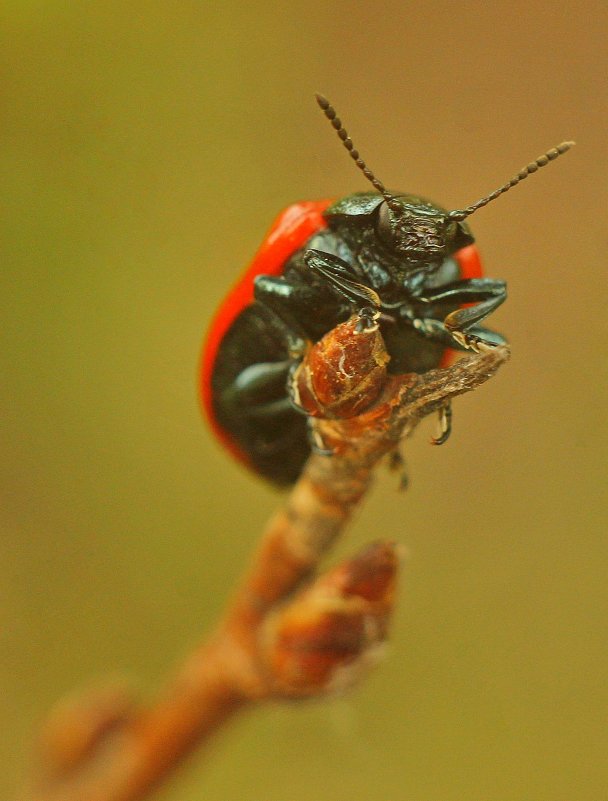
[315,94,403,215]
[448,141,575,221]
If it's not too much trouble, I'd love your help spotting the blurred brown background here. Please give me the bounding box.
[2,2,607,799]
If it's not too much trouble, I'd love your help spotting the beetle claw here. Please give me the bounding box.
[450,330,498,353]
[431,402,452,445]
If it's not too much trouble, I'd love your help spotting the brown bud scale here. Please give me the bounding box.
[292,317,390,419]
[259,542,399,697]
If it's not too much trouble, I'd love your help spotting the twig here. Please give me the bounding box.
[20,319,509,801]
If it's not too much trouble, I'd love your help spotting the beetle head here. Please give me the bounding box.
[376,196,472,264]
[315,93,574,262]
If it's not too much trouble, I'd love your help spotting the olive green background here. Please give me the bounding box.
[2,2,607,799]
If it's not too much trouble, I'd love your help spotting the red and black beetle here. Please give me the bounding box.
[201,95,573,485]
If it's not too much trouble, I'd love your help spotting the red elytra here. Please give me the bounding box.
[200,199,333,466]
[199,200,483,465]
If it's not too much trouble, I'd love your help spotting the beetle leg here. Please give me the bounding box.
[431,401,452,445]
[233,359,292,398]
[409,316,457,345]
[253,274,314,346]
[418,277,507,352]
[304,249,380,306]
[304,248,362,281]
[245,396,297,420]
[419,277,506,306]
[304,249,381,333]
[410,316,507,350]
[222,360,298,421]
[443,295,506,352]
[465,325,508,347]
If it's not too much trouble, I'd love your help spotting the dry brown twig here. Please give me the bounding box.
[21,318,510,801]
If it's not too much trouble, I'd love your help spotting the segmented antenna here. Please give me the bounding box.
[315,94,402,214]
[449,141,575,221]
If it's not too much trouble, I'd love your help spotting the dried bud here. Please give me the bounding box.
[259,542,400,698]
[290,316,390,419]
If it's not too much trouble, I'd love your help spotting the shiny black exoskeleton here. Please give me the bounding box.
[208,95,574,485]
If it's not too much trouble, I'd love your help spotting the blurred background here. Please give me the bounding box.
[2,2,607,799]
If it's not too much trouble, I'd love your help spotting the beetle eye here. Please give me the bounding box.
[376,201,398,248]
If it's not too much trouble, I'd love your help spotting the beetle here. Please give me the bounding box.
[201,94,573,486]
